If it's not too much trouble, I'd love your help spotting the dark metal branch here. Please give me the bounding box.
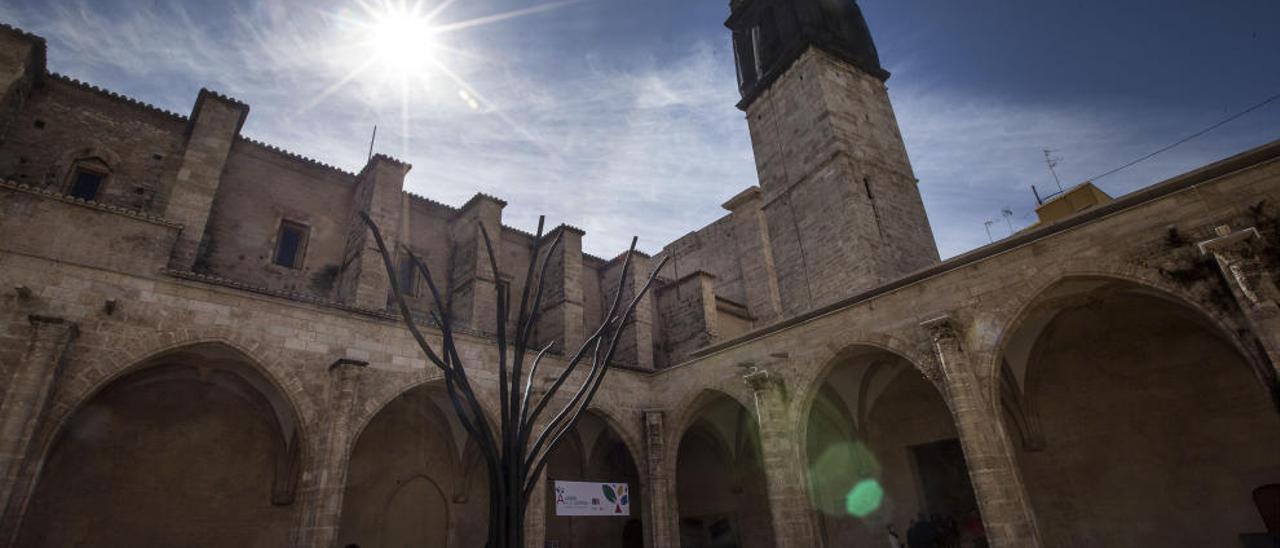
[407,251,499,457]
[518,341,555,427]
[361,210,660,548]
[524,253,667,494]
[520,239,637,443]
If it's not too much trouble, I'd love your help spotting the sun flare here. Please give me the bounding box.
[311,0,584,157]
[366,8,440,76]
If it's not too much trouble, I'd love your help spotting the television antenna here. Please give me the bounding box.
[1001,207,1014,233]
[983,220,995,243]
[1043,149,1064,192]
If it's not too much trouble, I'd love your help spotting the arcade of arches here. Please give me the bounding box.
[5,274,1278,548]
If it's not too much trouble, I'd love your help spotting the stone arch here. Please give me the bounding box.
[666,387,756,465]
[53,142,123,196]
[56,142,123,170]
[796,341,973,546]
[347,370,502,462]
[585,404,646,480]
[339,373,494,548]
[791,336,937,441]
[982,266,1262,408]
[31,330,318,492]
[670,388,774,548]
[542,407,648,548]
[988,268,1280,546]
[90,327,319,426]
[15,339,308,546]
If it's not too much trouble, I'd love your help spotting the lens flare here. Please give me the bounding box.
[845,479,884,518]
[808,442,882,516]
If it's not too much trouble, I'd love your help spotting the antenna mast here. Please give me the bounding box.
[367,125,378,161]
[1043,148,1064,192]
[983,220,995,243]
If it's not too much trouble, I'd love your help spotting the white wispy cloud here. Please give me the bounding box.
[3,0,1274,261]
[3,0,759,257]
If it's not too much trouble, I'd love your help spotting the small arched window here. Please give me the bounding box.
[65,157,111,201]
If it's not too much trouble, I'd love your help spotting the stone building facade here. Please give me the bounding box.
[1,1,1278,546]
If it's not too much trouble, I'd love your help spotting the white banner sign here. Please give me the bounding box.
[553,481,630,516]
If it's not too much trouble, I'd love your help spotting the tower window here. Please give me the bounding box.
[733,28,759,91]
[66,159,110,201]
[398,253,419,296]
[273,220,309,269]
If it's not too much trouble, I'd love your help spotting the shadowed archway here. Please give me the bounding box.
[543,410,644,548]
[803,345,981,547]
[338,381,488,548]
[675,391,775,548]
[16,342,302,547]
[998,277,1280,547]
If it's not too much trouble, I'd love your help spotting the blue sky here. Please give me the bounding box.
[2,0,1277,258]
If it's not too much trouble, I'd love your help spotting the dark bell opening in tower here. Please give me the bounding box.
[727,0,888,108]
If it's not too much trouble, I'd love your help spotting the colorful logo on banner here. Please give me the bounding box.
[554,481,630,516]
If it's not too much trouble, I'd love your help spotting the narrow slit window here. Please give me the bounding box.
[67,161,109,201]
[273,221,308,269]
[398,254,418,296]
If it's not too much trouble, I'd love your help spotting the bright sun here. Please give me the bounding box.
[367,10,440,75]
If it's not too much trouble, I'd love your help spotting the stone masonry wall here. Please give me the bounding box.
[0,77,186,213]
[745,47,940,314]
[201,141,356,297]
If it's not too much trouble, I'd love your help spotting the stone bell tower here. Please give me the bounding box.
[728,0,939,316]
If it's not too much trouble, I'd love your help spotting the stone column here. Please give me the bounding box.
[448,194,505,334]
[1197,225,1280,393]
[0,316,77,542]
[0,26,43,144]
[603,252,655,370]
[642,410,678,548]
[743,367,819,548]
[654,271,719,367]
[165,89,248,270]
[920,315,1040,548]
[336,155,410,311]
[537,225,586,353]
[292,358,366,548]
[722,188,783,325]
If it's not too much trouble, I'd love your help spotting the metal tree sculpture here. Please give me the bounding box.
[360,212,666,548]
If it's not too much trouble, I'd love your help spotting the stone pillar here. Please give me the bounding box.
[336,155,410,311]
[603,252,655,370]
[722,188,783,325]
[1197,225,1280,394]
[166,89,248,270]
[920,315,1040,548]
[524,468,547,548]
[0,26,43,145]
[642,410,678,548]
[537,225,586,353]
[743,367,819,548]
[0,316,76,545]
[292,358,366,548]
[448,194,505,334]
[654,271,718,367]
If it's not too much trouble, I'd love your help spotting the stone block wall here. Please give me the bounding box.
[654,272,718,368]
[201,140,357,297]
[0,182,179,277]
[745,47,940,313]
[0,76,186,213]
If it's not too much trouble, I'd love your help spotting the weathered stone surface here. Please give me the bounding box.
[0,10,1278,548]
